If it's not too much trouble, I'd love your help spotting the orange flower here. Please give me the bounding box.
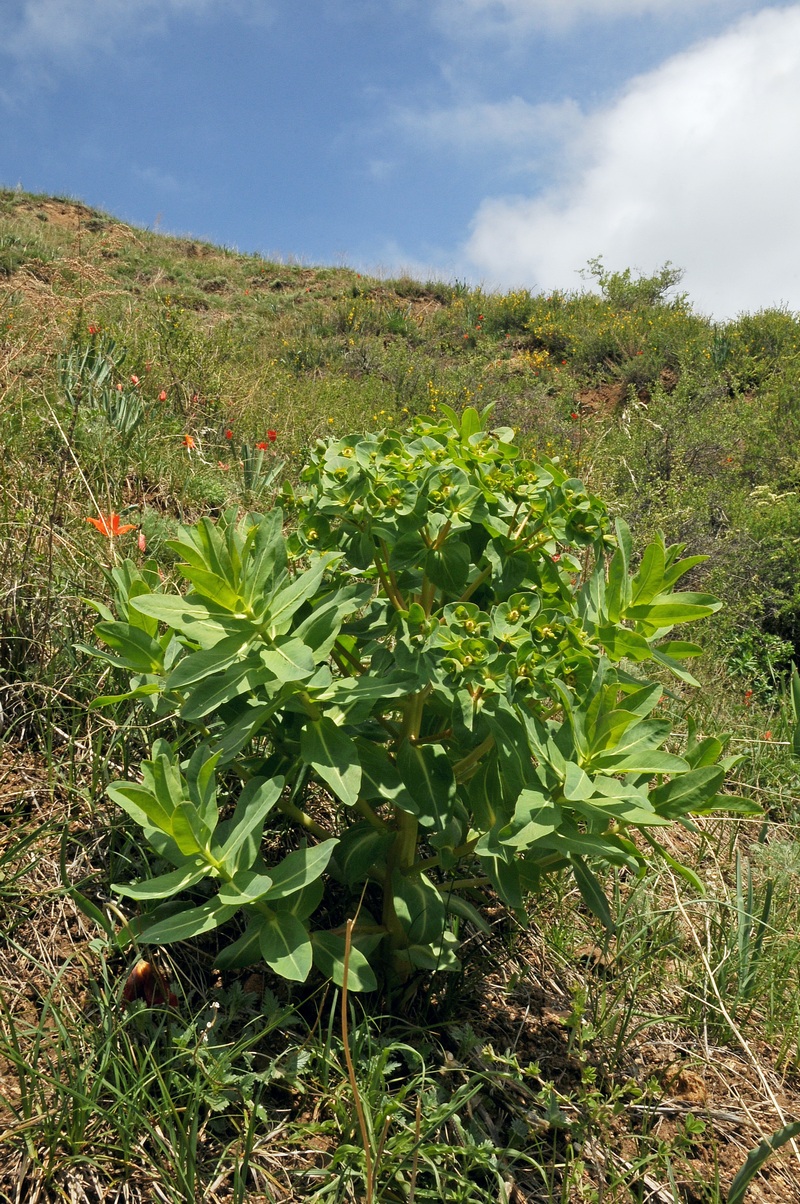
[85,512,136,538]
[183,434,196,450]
[158,390,167,401]
[130,374,140,386]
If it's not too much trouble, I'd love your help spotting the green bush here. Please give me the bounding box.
[84,408,750,994]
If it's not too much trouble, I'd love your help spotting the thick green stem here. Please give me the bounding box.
[456,565,491,604]
[381,807,419,950]
[277,797,331,840]
[353,796,389,832]
[374,547,405,612]
[452,734,494,782]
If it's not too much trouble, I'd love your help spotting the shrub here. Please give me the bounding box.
[85,408,750,994]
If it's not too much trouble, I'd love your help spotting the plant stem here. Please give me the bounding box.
[276,797,331,840]
[452,735,494,781]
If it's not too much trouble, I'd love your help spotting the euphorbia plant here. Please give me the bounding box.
[86,406,752,992]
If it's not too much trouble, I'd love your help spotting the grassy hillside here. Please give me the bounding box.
[2,189,800,1202]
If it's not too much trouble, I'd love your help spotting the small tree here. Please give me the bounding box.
[86,407,750,992]
[584,257,686,310]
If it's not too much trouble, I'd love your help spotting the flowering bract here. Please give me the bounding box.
[87,407,752,995]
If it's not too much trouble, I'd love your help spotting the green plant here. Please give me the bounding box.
[83,406,751,994]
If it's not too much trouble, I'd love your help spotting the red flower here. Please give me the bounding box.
[256,441,268,451]
[87,324,99,335]
[225,428,233,440]
[764,731,773,741]
[267,429,277,442]
[570,411,578,420]
[85,512,136,538]
[130,374,140,386]
[158,390,167,401]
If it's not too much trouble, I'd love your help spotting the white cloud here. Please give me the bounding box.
[395,96,581,156]
[132,164,181,193]
[464,6,800,317]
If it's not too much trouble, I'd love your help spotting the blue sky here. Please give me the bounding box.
[2,0,799,316]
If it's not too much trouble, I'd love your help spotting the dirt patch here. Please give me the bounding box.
[576,381,627,415]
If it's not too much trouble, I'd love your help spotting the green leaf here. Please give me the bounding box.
[484,701,533,799]
[392,870,446,945]
[439,890,491,934]
[406,931,461,972]
[355,740,417,810]
[655,640,703,660]
[258,911,313,982]
[214,918,265,970]
[641,833,706,894]
[165,636,249,691]
[113,862,207,900]
[311,931,378,992]
[179,659,275,723]
[650,766,725,818]
[301,718,362,807]
[217,869,275,904]
[596,625,653,663]
[629,540,665,606]
[94,621,166,674]
[267,553,339,635]
[563,762,594,802]
[261,838,339,901]
[107,781,173,834]
[495,789,560,850]
[425,539,470,594]
[294,585,369,660]
[185,745,221,833]
[139,898,239,944]
[480,854,524,909]
[180,566,242,612]
[571,856,616,933]
[330,823,394,887]
[626,592,722,626]
[215,776,284,875]
[396,741,456,828]
[272,878,325,920]
[132,593,254,646]
[727,1121,800,1204]
[171,801,212,855]
[259,636,316,682]
[605,545,631,622]
[596,749,689,775]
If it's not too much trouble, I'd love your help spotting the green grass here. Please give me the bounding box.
[3,187,800,1201]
